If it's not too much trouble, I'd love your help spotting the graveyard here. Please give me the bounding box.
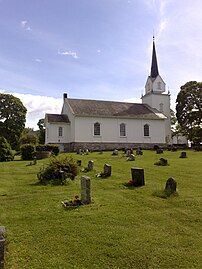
[0,149,201,269]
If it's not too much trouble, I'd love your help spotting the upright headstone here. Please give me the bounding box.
[165,177,177,193]
[126,149,131,157]
[0,227,5,269]
[136,148,143,155]
[131,168,145,187]
[87,160,94,171]
[81,176,91,204]
[103,164,112,177]
[112,149,118,156]
[179,152,187,158]
[156,148,163,154]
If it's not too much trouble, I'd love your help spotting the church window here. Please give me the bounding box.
[94,122,100,136]
[144,124,150,137]
[120,123,126,137]
[58,126,63,137]
[159,103,164,112]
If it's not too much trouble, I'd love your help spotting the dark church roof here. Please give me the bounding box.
[67,98,165,120]
[150,37,159,78]
[46,114,70,123]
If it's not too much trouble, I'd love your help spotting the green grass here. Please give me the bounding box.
[0,150,201,269]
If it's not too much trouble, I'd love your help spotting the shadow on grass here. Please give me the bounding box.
[152,189,179,199]
[29,180,71,187]
[122,183,144,189]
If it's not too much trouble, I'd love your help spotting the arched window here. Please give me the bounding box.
[120,123,126,137]
[58,126,63,137]
[159,103,164,112]
[144,124,149,137]
[94,122,100,136]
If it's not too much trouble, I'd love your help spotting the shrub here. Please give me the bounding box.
[37,156,78,185]
[20,144,35,160]
[0,136,14,162]
[36,144,59,156]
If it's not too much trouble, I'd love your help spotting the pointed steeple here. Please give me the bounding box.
[150,36,159,78]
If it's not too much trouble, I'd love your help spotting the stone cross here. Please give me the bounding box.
[131,168,145,187]
[87,160,94,171]
[0,226,5,269]
[165,177,177,193]
[81,176,91,204]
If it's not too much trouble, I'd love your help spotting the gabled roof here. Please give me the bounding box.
[66,98,166,120]
[46,114,70,123]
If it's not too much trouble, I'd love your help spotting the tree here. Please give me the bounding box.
[37,118,45,144]
[0,93,27,149]
[0,136,14,162]
[176,81,202,143]
[19,128,38,145]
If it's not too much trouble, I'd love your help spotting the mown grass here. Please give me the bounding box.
[0,150,201,269]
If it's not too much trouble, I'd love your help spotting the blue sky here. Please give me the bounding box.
[0,0,201,128]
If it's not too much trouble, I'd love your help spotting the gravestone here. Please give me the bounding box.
[0,226,5,269]
[87,160,94,171]
[154,158,168,166]
[81,176,91,204]
[127,154,135,161]
[77,160,82,166]
[85,149,89,155]
[131,168,145,187]
[156,148,163,154]
[112,149,118,156]
[103,164,112,177]
[165,177,177,193]
[136,148,143,155]
[79,149,83,155]
[126,149,131,157]
[179,152,187,158]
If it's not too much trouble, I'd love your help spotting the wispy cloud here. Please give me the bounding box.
[58,50,79,59]
[35,58,42,63]
[21,20,31,31]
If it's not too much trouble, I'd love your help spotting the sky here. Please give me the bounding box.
[0,0,201,129]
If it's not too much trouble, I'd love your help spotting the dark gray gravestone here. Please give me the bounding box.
[131,168,145,187]
[165,177,177,193]
[103,164,112,177]
[81,176,91,204]
[0,227,5,269]
[87,160,94,171]
[156,148,163,154]
[112,149,118,156]
[179,152,187,158]
[136,148,143,155]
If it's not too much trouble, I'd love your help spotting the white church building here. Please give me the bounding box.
[45,39,171,151]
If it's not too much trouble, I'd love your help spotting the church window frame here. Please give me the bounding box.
[120,123,126,137]
[144,124,150,137]
[94,122,101,136]
[58,126,63,137]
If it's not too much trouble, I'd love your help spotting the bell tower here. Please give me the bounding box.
[142,37,171,143]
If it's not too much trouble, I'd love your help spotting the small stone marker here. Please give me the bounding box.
[156,148,163,154]
[127,154,135,161]
[136,148,143,155]
[103,164,112,177]
[179,152,187,158]
[81,176,91,204]
[126,149,131,157]
[77,160,82,166]
[0,226,5,269]
[165,177,177,193]
[154,158,168,166]
[87,160,94,171]
[131,167,145,187]
[112,149,118,156]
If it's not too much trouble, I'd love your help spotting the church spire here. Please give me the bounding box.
[150,36,159,78]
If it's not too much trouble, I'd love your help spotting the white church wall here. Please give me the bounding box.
[74,116,165,143]
[45,122,71,144]
[61,100,75,142]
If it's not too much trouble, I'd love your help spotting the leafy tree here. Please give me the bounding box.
[176,81,202,143]
[0,93,27,149]
[0,136,14,162]
[37,118,45,144]
[20,128,38,145]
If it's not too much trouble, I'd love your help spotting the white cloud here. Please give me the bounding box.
[21,20,31,31]
[0,90,63,129]
[35,58,42,63]
[58,50,79,59]
[97,49,101,53]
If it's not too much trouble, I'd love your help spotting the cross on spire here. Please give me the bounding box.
[150,36,159,78]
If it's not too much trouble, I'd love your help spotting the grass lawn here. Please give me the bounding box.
[0,150,201,269]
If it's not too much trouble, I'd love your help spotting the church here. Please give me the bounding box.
[45,39,171,152]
